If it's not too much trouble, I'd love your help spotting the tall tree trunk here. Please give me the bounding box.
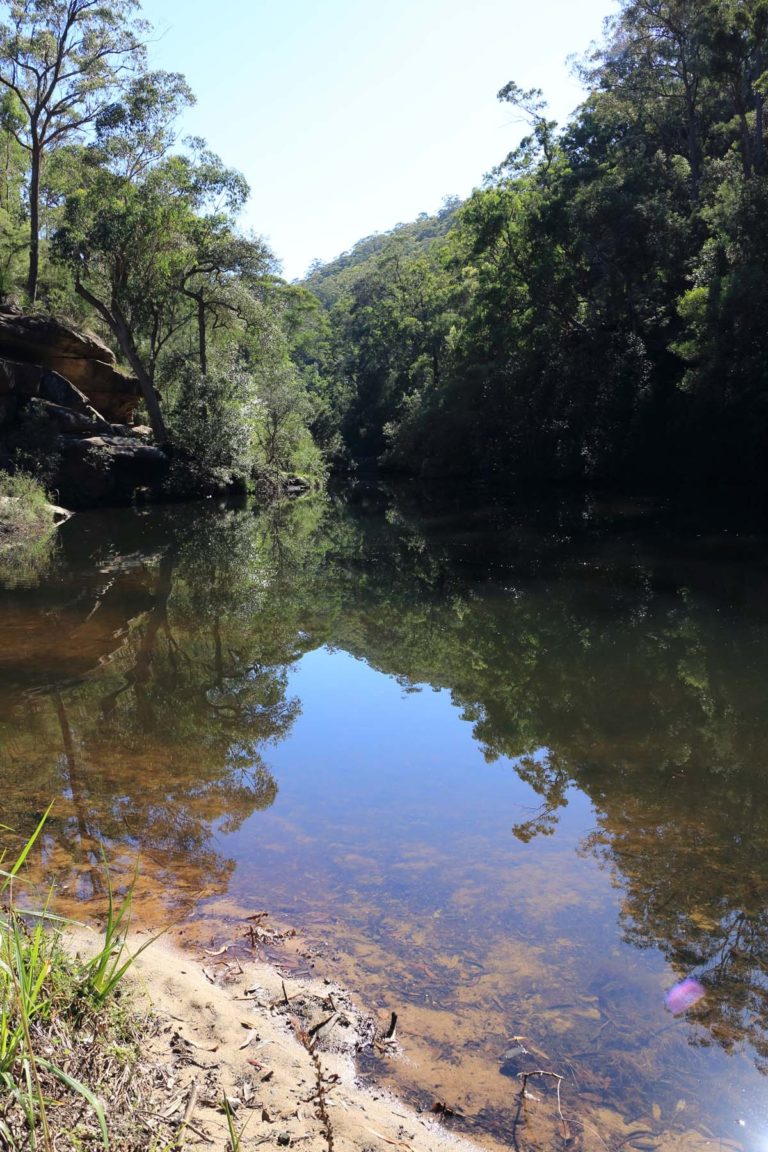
[197,294,207,375]
[683,83,701,202]
[737,106,753,179]
[111,304,170,442]
[26,139,41,303]
[73,280,169,442]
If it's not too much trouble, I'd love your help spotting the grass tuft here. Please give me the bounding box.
[0,811,160,1150]
[0,471,52,536]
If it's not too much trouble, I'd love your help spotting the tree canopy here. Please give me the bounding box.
[0,0,150,301]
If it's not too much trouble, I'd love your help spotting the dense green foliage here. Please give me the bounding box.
[4,0,768,494]
[0,0,150,303]
[0,0,327,488]
[303,198,461,308]
[308,1,768,492]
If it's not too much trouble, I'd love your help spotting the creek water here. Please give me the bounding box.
[2,485,768,1150]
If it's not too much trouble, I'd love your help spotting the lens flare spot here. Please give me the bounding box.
[665,978,705,1015]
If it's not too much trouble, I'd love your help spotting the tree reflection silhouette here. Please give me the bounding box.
[312,492,768,1078]
[0,503,317,905]
[2,489,768,1079]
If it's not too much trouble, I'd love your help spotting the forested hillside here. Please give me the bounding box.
[306,0,768,493]
[303,198,461,308]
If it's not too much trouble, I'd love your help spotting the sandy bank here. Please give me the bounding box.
[71,929,486,1152]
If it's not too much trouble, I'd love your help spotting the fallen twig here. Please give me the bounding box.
[309,1012,337,1040]
[517,1069,572,1144]
[366,1129,416,1152]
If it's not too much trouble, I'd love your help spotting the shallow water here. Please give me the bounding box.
[2,487,768,1150]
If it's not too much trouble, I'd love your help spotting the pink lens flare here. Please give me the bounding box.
[665,978,706,1015]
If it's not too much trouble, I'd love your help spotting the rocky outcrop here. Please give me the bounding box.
[27,397,109,436]
[0,307,169,507]
[0,305,140,424]
[56,435,168,507]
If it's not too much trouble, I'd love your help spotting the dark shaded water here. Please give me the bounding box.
[2,487,768,1150]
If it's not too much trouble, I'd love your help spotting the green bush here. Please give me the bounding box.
[162,353,329,495]
[0,471,52,536]
[163,356,258,490]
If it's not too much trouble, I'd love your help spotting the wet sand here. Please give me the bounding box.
[71,927,488,1152]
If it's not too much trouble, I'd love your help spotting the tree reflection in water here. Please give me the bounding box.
[1,486,768,1133]
[0,501,325,907]
[337,491,768,1082]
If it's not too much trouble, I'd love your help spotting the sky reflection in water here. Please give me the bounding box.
[1,490,768,1150]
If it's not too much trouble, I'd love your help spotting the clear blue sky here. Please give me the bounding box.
[139,0,617,279]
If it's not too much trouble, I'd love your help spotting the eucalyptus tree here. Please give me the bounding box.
[0,96,26,290]
[582,1,711,202]
[179,209,275,376]
[52,66,260,443]
[54,146,253,442]
[706,0,768,178]
[495,81,559,178]
[0,0,150,302]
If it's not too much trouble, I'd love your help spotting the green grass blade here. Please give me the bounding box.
[1,803,54,892]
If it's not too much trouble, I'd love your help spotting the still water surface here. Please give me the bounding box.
[2,487,768,1150]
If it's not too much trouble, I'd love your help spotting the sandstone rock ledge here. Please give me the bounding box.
[0,304,140,424]
[0,304,168,507]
